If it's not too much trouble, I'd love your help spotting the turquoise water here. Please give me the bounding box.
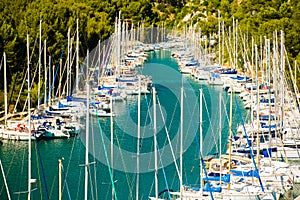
[0,50,247,200]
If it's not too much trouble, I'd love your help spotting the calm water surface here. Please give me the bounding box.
[0,50,247,200]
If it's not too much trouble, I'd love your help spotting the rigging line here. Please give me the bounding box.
[108,103,135,198]
[33,141,43,199]
[35,139,50,200]
[157,96,180,178]
[96,36,114,78]
[113,123,135,199]
[48,40,67,100]
[0,159,11,200]
[15,144,27,200]
[8,42,26,110]
[148,174,155,199]
[0,141,19,195]
[75,140,84,200]
[156,140,172,199]
[62,135,78,194]
[56,55,69,97]
[234,95,265,192]
[141,92,152,150]
[183,87,199,142]
[88,166,95,200]
[18,33,39,111]
[184,90,215,200]
[202,93,221,154]
[94,109,118,200]
[12,67,27,113]
[48,172,57,199]
[91,116,99,200]
[21,55,40,112]
[61,163,72,200]
[0,55,3,71]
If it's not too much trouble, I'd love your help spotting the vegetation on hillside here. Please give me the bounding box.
[0,0,299,111]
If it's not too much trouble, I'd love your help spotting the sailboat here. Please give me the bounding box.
[0,52,35,141]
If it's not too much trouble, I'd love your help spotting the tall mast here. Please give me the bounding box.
[180,87,183,199]
[222,21,225,66]
[44,40,47,107]
[98,40,101,85]
[38,20,42,109]
[52,59,55,101]
[110,95,114,200]
[280,30,285,161]
[76,18,79,93]
[70,38,73,95]
[219,92,222,185]
[136,77,141,200]
[218,10,221,65]
[67,27,70,97]
[59,58,62,99]
[267,39,272,151]
[199,89,203,193]
[255,44,261,169]
[27,34,32,200]
[48,56,52,104]
[58,159,62,200]
[227,87,233,190]
[84,50,90,200]
[272,31,278,149]
[117,12,121,72]
[232,16,235,69]
[4,52,7,128]
[235,19,238,69]
[153,87,159,199]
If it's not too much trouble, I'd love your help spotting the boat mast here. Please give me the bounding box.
[27,33,32,200]
[136,77,141,200]
[44,40,47,107]
[4,52,7,128]
[199,89,203,194]
[218,10,221,65]
[58,159,62,200]
[227,86,233,190]
[219,92,222,185]
[76,18,79,93]
[272,31,278,151]
[180,87,183,199]
[84,50,90,200]
[48,56,52,105]
[117,12,121,74]
[52,58,55,102]
[280,30,287,163]
[70,38,73,96]
[255,44,260,170]
[98,40,101,86]
[38,20,42,110]
[222,20,225,66]
[153,87,158,199]
[267,39,272,154]
[67,27,70,97]
[110,95,114,200]
[232,16,235,69]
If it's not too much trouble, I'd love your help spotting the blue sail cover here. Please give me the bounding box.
[58,101,69,108]
[203,183,222,193]
[230,169,260,178]
[203,174,230,183]
[190,183,222,193]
